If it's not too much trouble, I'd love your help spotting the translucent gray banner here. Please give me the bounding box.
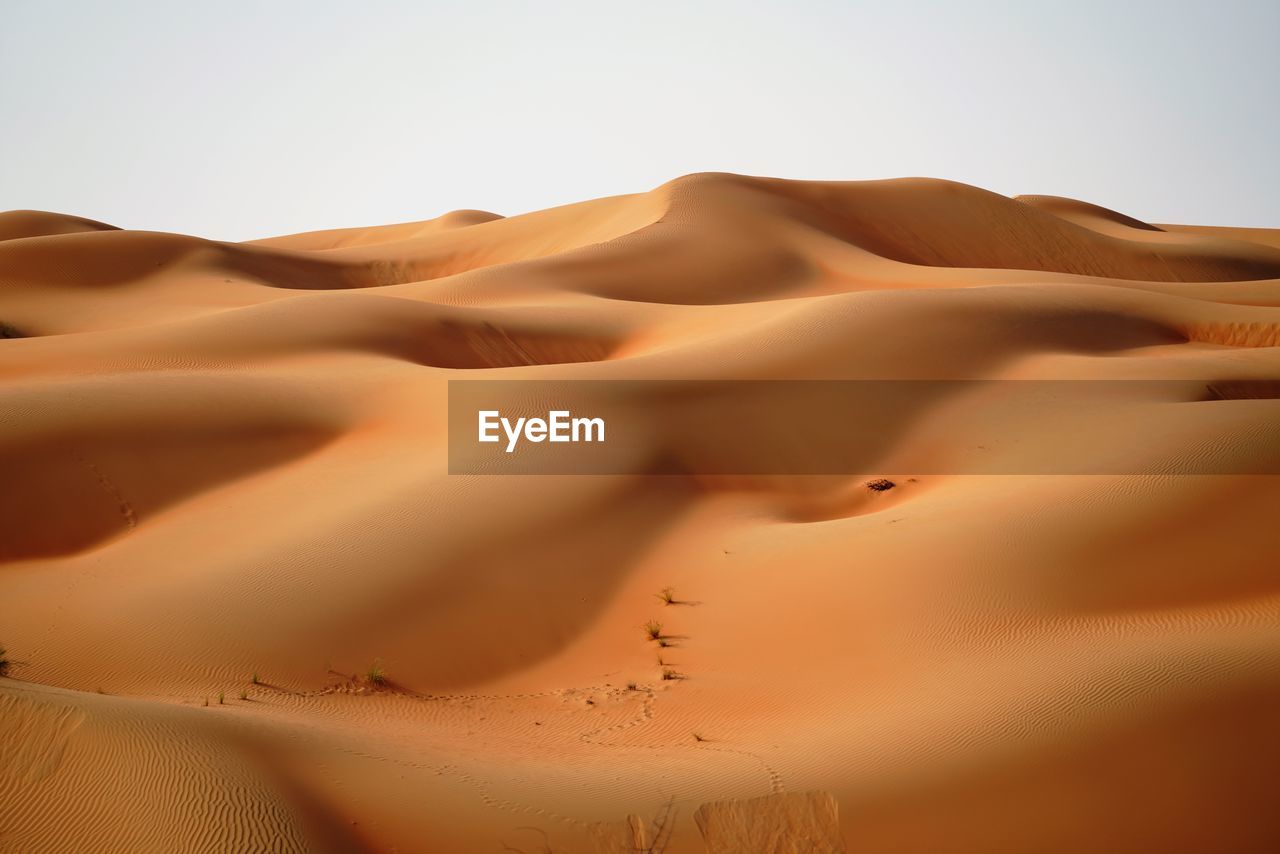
[448,379,1280,475]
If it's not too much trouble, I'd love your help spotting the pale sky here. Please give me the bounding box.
[2,0,1277,240]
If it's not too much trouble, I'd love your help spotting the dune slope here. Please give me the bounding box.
[2,175,1279,853]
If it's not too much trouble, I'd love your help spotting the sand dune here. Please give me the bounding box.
[2,175,1279,852]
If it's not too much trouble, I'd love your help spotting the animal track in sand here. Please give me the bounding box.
[72,452,137,530]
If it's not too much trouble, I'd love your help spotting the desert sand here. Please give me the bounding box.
[2,174,1279,852]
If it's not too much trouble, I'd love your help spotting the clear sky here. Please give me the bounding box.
[2,0,1277,240]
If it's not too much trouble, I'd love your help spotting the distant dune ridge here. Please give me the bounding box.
[2,175,1279,853]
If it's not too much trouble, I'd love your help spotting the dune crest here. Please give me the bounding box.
[2,174,1279,852]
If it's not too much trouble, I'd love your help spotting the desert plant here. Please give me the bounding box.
[643,620,664,641]
[655,587,677,605]
[218,692,225,705]
[0,645,8,678]
[251,672,260,685]
[661,668,681,681]
[692,731,707,742]
[366,660,387,686]
[626,681,639,691]
[239,690,248,701]
[0,322,22,340]
[657,638,672,648]
[203,696,209,707]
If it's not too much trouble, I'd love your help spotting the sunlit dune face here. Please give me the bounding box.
[2,175,1279,853]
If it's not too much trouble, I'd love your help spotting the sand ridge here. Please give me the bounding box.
[2,174,1279,852]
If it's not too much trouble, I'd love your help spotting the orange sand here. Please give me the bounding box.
[2,175,1279,852]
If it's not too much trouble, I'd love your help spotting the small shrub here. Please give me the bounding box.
[657,638,672,648]
[239,690,248,701]
[366,660,387,686]
[866,478,896,492]
[251,672,260,685]
[692,731,707,742]
[661,668,682,681]
[0,322,22,340]
[0,645,8,678]
[626,681,639,691]
[655,587,676,605]
[218,692,225,705]
[643,620,664,641]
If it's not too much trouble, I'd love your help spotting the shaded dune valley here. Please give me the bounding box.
[3,174,1280,853]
